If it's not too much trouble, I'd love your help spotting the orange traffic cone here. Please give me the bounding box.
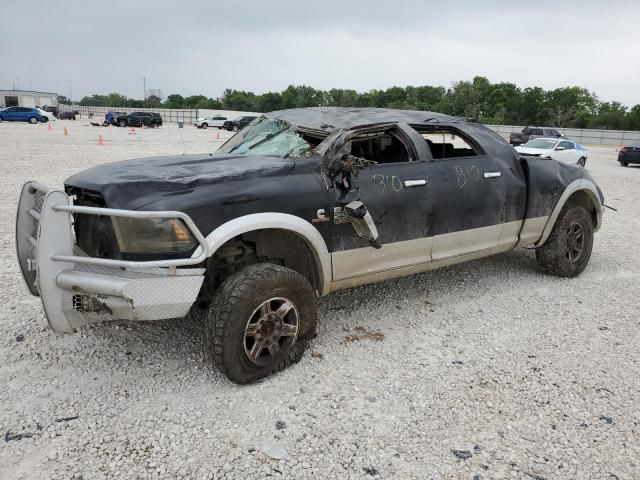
[129,128,136,135]
[97,134,104,146]
[63,127,69,136]
[48,122,52,131]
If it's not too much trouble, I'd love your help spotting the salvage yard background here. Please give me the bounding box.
[0,121,639,479]
[60,104,640,146]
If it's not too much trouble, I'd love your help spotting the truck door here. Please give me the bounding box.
[325,123,435,281]
[410,126,527,261]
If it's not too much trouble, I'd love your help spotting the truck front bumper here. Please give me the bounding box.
[16,181,210,333]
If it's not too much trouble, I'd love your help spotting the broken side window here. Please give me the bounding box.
[411,127,482,160]
[349,130,412,164]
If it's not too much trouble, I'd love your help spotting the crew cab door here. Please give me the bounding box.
[411,125,526,260]
[324,123,435,281]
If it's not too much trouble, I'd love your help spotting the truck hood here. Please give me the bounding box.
[65,153,294,210]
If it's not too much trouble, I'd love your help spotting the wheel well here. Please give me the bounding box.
[197,229,321,306]
[566,190,598,228]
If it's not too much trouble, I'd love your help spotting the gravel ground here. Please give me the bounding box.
[1,120,639,480]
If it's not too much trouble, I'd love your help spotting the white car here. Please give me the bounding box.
[515,137,588,166]
[194,115,227,129]
[36,108,55,122]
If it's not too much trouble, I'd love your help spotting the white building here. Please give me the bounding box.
[0,90,59,108]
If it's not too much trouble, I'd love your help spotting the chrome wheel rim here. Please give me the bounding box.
[565,222,585,263]
[243,297,299,366]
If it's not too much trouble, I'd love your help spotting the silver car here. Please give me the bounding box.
[194,115,227,129]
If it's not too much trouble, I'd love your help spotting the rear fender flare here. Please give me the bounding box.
[193,213,332,296]
[535,179,603,247]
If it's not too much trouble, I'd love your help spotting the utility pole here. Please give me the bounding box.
[143,77,146,102]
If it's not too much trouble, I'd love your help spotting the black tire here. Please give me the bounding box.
[29,117,38,124]
[578,157,586,167]
[619,160,629,167]
[535,204,593,278]
[118,119,127,127]
[201,123,208,129]
[205,263,317,384]
[232,125,239,132]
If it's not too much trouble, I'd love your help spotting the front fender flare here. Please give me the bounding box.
[535,179,603,247]
[192,213,332,296]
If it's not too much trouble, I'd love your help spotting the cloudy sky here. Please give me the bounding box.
[1,1,639,106]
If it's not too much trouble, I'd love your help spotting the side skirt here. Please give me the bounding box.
[329,217,549,292]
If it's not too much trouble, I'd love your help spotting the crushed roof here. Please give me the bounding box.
[266,107,465,131]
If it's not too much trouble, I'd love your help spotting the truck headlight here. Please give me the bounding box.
[111,217,197,254]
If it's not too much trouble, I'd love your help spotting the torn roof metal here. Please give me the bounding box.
[265,107,468,132]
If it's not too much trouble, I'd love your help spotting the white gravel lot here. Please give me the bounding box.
[0,120,639,480]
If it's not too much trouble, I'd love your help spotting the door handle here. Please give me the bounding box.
[483,172,501,179]
[404,179,428,187]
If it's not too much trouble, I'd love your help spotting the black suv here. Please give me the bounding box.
[223,115,257,132]
[117,111,163,128]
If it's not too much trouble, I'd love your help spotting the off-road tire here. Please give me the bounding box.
[535,204,593,278]
[204,263,317,384]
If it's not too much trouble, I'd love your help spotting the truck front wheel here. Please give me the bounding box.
[204,263,317,384]
[535,204,593,278]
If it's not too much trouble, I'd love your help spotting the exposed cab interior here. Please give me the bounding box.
[411,126,483,159]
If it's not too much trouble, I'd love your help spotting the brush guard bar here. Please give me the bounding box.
[16,181,210,332]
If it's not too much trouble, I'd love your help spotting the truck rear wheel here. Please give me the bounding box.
[204,263,317,384]
[535,204,593,278]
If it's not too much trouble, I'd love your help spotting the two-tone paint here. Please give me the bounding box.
[61,107,603,299]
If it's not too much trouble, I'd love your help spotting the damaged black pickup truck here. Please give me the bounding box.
[17,107,604,383]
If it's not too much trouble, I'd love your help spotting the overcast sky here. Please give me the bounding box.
[1,1,639,106]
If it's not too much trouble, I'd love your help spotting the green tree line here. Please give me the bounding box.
[77,76,640,130]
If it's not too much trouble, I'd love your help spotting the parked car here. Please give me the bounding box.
[58,111,76,120]
[510,126,564,146]
[223,115,258,131]
[195,115,227,129]
[41,105,59,119]
[16,107,604,384]
[35,108,54,122]
[0,106,46,124]
[116,111,163,128]
[515,138,588,166]
[617,142,640,166]
[105,111,127,126]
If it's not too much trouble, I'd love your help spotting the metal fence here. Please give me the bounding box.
[59,105,199,124]
[486,124,640,146]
